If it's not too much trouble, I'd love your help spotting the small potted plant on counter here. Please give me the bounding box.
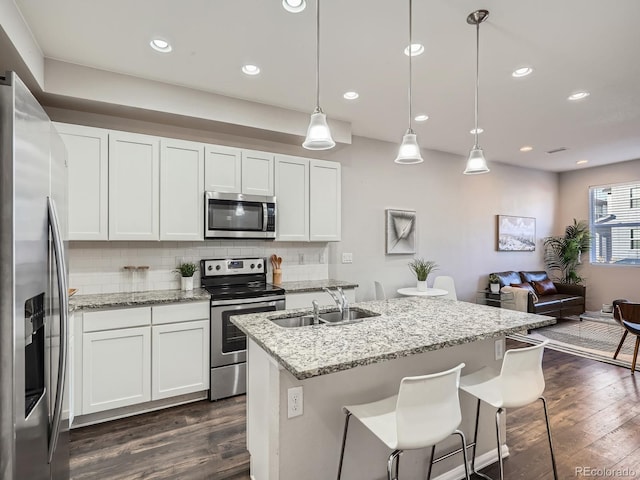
[488,273,501,293]
[408,258,438,292]
[175,261,198,291]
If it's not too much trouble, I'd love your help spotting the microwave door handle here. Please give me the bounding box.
[262,203,268,232]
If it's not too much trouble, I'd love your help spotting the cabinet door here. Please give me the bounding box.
[309,159,341,241]
[275,155,309,241]
[242,150,274,196]
[82,326,151,414]
[151,320,210,400]
[54,123,108,240]
[204,144,242,193]
[160,139,204,241]
[108,132,159,240]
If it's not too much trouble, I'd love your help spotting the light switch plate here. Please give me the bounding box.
[495,339,505,360]
[342,253,353,264]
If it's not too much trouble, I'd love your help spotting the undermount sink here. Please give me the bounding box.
[271,315,317,328]
[320,308,380,324]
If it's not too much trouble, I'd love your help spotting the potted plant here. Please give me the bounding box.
[174,261,198,291]
[408,258,438,292]
[488,273,501,293]
[543,219,591,285]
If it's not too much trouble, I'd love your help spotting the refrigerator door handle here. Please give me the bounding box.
[47,197,69,464]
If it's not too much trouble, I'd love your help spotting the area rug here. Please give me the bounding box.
[508,317,635,369]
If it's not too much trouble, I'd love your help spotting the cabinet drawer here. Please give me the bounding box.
[152,302,209,325]
[83,307,151,332]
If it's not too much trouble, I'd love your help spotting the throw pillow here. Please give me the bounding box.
[531,278,558,296]
[510,282,539,303]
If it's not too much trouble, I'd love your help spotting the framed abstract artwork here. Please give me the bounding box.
[386,209,416,254]
[497,215,536,251]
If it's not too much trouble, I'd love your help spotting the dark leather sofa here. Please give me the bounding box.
[491,270,586,318]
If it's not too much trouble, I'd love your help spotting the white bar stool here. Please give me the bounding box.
[459,340,558,480]
[336,363,470,480]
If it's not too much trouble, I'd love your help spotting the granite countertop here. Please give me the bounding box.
[69,279,358,311]
[231,297,556,380]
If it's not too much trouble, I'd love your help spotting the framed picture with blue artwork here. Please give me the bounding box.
[386,209,416,254]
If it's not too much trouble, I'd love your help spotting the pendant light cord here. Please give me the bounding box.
[408,0,413,132]
[474,19,480,148]
[315,0,320,110]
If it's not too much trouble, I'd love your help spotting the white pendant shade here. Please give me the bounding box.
[302,111,335,150]
[463,146,490,174]
[395,131,424,164]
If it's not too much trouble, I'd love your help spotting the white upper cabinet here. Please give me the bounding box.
[108,131,160,240]
[160,139,204,241]
[275,155,309,241]
[205,145,274,196]
[310,159,341,241]
[204,144,241,193]
[241,150,274,196]
[55,123,108,240]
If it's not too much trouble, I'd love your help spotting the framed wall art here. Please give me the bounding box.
[386,209,416,254]
[497,215,536,251]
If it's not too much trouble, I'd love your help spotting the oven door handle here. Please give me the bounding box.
[210,295,286,307]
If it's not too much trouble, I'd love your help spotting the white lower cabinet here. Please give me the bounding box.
[82,325,151,414]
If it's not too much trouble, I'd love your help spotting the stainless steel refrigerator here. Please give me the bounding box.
[0,71,70,479]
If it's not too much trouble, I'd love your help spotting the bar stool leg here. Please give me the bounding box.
[540,397,559,480]
[426,445,436,480]
[336,412,351,480]
[453,429,471,480]
[632,336,640,375]
[470,399,493,480]
[613,330,628,359]
[387,449,401,480]
[495,408,504,480]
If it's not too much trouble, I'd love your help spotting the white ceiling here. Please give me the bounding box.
[14,0,640,172]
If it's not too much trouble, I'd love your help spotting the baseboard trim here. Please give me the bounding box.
[433,444,510,480]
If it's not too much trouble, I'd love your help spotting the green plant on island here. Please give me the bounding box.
[174,261,198,278]
[408,258,438,282]
[543,219,591,285]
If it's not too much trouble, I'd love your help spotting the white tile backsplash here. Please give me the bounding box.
[68,240,329,294]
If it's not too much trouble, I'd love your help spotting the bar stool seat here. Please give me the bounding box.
[337,363,470,480]
[459,340,558,480]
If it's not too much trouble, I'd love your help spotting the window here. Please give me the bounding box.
[589,182,640,265]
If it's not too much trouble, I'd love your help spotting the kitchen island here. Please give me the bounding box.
[232,297,555,480]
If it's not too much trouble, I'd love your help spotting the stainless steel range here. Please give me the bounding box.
[201,257,285,401]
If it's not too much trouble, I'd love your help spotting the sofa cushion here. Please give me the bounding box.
[532,278,558,296]
[520,271,550,283]
[493,271,522,287]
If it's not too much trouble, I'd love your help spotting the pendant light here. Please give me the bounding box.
[303,0,335,150]
[463,9,490,175]
[395,0,423,164]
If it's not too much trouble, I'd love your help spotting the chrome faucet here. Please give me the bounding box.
[323,287,350,320]
[312,300,320,325]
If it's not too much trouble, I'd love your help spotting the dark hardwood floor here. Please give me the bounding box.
[70,340,640,479]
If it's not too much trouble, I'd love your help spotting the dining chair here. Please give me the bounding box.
[432,276,457,300]
[374,281,387,301]
[337,363,470,480]
[615,302,640,374]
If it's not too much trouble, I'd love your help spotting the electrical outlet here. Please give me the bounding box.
[342,252,353,264]
[495,339,505,360]
[288,386,303,418]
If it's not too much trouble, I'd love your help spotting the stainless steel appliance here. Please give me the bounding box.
[201,257,285,400]
[205,191,276,239]
[0,72,70,479]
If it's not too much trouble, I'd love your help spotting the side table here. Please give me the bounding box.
[475,290,514,308]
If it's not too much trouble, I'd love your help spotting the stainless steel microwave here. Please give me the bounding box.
[205,191,276,239]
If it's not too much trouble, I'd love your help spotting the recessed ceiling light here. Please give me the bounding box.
[150,38,172,53]
[576,159,589,165]
[282,0,306,13]
[568,91,590,101]
[512,67,533,78]
[414,114,429,122]
[242,64,261,76]
[470,128,484,134]
[520,145,533,152]
[403,43,424,56]
[343,91,359,100]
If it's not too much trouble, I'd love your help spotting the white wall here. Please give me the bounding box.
[558,158,640,309]
[326,136,559,302]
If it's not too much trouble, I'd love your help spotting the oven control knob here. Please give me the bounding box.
[215,265,221,271]
[250,263,255,269]
[257,263,262,269]
[208,265,212,271]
